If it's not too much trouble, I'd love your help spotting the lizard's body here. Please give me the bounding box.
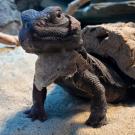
[57,52,127,103]
[19,6,130,127]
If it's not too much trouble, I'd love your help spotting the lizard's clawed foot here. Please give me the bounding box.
[24,105,47,122]
[85,115,107,128]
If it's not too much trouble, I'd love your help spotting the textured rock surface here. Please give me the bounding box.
[0,46,134,135]
[0,0,21,35]
[83,22,135,80]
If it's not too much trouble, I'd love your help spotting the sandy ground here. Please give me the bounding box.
[0,47,134,135]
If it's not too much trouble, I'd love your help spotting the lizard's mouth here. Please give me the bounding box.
[31,15,80,41]
[32,27,70,41]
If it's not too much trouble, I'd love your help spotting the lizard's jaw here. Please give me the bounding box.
[31,15,80,41]
[32,27,70,41]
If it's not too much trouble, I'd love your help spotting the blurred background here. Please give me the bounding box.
[1,0,135,35]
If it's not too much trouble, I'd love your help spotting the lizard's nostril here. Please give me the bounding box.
[40,20,46,25]
[36,20,45,26]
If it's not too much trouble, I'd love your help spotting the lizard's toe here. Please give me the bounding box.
[85,115,107,128]
[24,106,47,122]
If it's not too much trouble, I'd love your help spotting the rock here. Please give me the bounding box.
[82,22,135,80]
[0,0,21,35]
[15,0,42,11]
[15,0,72,11]
[75,0,135,25]
[40,0,66,10]
[15,0,135,25]
[0,45,134,135]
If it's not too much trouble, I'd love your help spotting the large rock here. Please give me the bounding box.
[0,0,21,35]
[75,0,135,24]
[0,46,134,135]
[82,22,135,80]
[15,0,135,24]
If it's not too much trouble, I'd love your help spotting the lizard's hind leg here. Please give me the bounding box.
[73,70,107,128]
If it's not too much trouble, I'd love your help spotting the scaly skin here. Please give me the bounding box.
[19,6,82,54]
[19,6,128,128]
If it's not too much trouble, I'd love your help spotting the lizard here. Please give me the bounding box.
[19,6,129,128]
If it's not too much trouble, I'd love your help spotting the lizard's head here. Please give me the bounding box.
[19,6,82,53]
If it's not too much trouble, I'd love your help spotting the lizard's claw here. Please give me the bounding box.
[24,105,47,122]
[85,115,107,128]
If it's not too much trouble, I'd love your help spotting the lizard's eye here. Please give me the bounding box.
[56,10,62,18]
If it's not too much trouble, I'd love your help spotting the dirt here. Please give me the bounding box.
[0,46,134,135]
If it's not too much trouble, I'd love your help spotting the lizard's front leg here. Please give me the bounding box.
[24,83,47,122]
[73,70,107,128]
